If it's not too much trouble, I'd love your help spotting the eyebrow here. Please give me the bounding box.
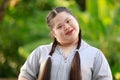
[56,17,70,26]
[65,17,70,21]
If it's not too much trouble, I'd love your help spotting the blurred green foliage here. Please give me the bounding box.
[0,0,120,79]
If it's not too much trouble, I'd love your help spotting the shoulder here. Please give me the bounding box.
[80,40,109,67]
[80,40,100,53]
[27,43,52,60]
[37,43,52,51]
[80,40,105,60]
[32,43,52,55]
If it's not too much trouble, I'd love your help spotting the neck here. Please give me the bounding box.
[58,38,79,58]
[59,38,78,47]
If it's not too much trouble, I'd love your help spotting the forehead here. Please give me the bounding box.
[52,12,73,25]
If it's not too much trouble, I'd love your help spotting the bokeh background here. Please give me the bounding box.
[0,0,120,79]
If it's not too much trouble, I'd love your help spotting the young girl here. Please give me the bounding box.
[18,6,112,80]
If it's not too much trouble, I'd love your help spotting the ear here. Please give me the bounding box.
[50,31,56,38]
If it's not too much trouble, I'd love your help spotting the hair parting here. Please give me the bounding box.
[53,9,58,15]
[46,6,73,28]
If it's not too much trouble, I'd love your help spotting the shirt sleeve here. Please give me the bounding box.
[18,47,41,80]
[92,50,113,80]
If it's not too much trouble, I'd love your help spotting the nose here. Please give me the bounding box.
[64,23,70,31]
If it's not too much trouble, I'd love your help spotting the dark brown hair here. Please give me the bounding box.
[39,6,82,80]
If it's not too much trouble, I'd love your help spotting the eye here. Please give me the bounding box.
[57,25,62,29]
[66,19,71,23]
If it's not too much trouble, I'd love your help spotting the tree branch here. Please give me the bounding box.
[0,0,9,21]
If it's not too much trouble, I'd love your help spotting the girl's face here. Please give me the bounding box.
[51,12,80,45]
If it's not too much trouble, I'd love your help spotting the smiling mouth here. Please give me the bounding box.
[66,29,73,35]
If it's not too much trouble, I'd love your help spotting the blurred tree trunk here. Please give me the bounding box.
[0,0,9,21]
[75,0,86,11]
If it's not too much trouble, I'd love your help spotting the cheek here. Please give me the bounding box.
[72,24,79,31]
[52,30,62,38]
[73,19,79,27]
[74,22,79,30]
[51,30,57,38]
[56,32,65,41]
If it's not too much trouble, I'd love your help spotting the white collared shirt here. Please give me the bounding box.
[19,40,113,80]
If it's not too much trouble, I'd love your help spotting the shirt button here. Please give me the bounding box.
[64,57,67,63]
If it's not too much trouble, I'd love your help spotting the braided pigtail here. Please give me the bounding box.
[49,38,58,56]
[70,30,82,80]
[39,38,57,80]
[39,57,51,80]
